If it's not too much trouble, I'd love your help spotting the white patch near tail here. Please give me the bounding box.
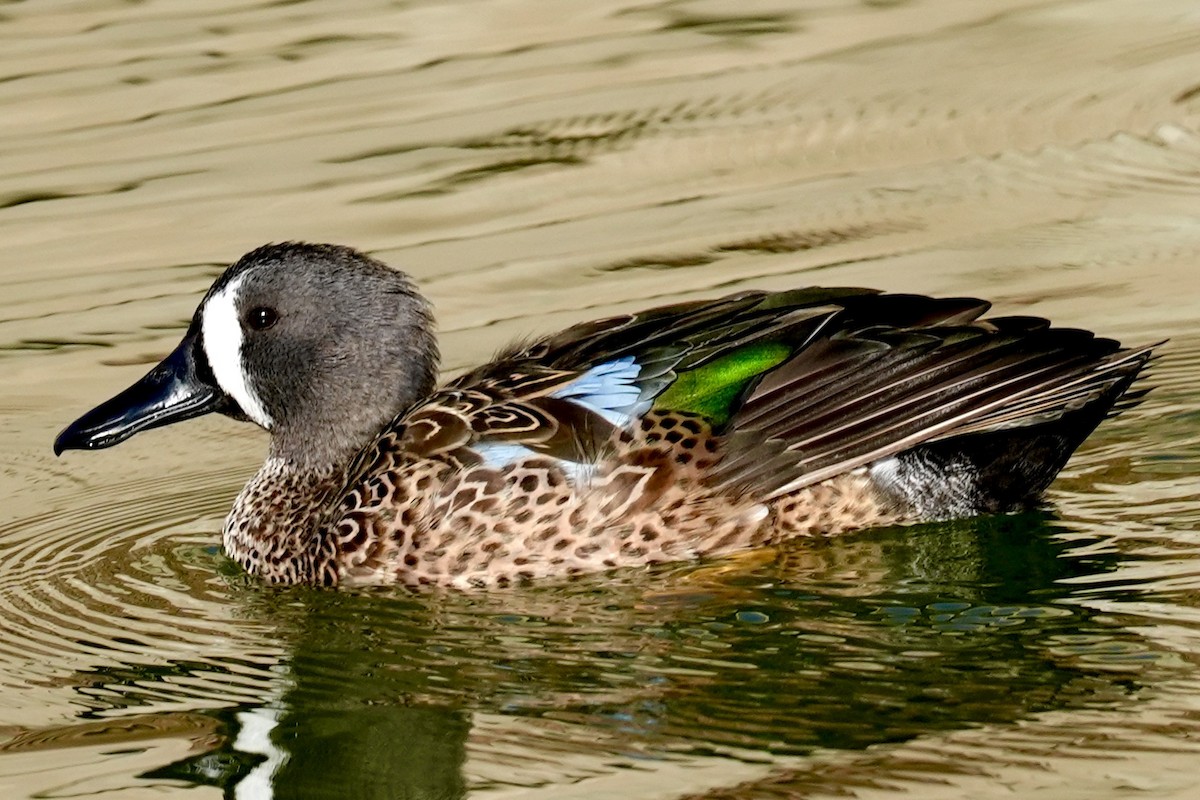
[870,454,980,520]
[868,457,901,487]
[201,273,274,429]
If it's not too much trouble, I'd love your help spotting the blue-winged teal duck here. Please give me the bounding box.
[56,243,1156,588]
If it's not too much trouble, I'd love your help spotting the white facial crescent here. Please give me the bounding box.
[201,273,274,430]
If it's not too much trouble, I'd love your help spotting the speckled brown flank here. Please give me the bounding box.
[225,411,898,588]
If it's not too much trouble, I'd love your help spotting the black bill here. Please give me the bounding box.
[53,330,226,455]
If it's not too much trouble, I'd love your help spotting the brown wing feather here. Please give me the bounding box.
[422,287,902,467]
[712,315,1156,498]
[372,286,1152,506]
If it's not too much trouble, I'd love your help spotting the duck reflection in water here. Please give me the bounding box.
[137,514,1159,798]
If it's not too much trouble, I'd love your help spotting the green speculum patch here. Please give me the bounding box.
[653,341,791,426]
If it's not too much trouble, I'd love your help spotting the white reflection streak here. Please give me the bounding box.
[234,705,285,800]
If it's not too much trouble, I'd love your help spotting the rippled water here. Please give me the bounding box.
[3,1,1200,797]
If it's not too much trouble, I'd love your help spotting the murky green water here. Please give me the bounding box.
[2,1,1200,797]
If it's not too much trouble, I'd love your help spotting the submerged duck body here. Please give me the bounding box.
[56,243,1156,588]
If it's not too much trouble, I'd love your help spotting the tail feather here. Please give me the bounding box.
[709,315,1157,503]
[870,354,1150,519]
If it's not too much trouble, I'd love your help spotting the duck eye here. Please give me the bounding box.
[247,306,278,331]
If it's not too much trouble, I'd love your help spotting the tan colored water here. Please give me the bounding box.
[3,0,1200,797]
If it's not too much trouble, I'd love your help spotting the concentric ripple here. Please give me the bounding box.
[0,435,285,730]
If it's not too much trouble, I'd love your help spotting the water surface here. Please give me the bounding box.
[2,1,1200,798]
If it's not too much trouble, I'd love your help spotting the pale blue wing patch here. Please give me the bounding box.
[473,442,596,484]
[473,442,539,468]
[550,356,646,427]
[472,357,645,479]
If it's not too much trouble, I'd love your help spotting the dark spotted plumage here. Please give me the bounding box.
[56,242,1159,588]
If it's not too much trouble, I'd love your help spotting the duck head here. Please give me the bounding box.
[54,242,439,468]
